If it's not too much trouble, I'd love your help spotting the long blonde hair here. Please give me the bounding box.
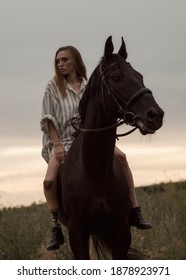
[54,46,87,97]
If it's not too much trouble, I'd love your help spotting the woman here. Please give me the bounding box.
[41,45,151,251]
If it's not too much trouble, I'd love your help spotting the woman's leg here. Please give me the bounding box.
[45,154,60,181]
[114,146,138,208]
[44,154,64,250]
[44,154,60,212]
[114,146,152,229]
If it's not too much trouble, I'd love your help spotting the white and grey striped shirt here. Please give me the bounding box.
[41,78,87,163]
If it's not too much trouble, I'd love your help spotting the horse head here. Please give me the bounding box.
[99,36,164,135]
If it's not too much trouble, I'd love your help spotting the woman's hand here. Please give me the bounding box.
[54,144,66,164]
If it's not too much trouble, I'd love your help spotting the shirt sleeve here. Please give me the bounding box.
[40,85,61,137]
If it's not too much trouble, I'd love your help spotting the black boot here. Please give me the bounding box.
[46,224,64,250]
[46,213,64,250]
[130,207,152,229]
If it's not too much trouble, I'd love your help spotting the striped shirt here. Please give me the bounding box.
[41,77,87,163]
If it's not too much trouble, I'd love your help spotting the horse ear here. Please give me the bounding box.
[118,37,128,59]
[104,36,114,58]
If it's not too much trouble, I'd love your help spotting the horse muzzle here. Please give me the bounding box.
[135,107,164,135]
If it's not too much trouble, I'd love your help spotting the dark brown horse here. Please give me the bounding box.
[58,36,164,259]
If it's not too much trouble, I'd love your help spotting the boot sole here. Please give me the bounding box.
[46,244,60,251]
[46,236,64,251]
[136,225,152,230]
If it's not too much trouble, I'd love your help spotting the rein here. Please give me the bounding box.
[72,117,126,133]
[72,60,152,137]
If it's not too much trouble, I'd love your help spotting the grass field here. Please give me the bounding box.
[0,180,185,260]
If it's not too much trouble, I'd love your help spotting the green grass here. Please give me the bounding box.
[0,180,185,260]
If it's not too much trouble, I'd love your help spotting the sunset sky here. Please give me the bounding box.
[0,0,186,207]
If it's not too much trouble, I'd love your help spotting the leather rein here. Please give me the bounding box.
[72,61,152,138]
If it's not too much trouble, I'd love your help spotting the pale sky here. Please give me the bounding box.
[0,0,186,207]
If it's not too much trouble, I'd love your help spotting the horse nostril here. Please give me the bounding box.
[147,108,158,121]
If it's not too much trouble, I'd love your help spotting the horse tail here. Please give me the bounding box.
[91,234,112,259]
[91,235,146,260]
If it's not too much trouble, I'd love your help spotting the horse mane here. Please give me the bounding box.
[79,65,100,126]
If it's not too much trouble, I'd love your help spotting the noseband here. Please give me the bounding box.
[72,60,152,137]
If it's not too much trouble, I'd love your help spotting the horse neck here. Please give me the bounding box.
[80,94,117,177]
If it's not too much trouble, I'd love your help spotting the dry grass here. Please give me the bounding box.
[0,180,185,259]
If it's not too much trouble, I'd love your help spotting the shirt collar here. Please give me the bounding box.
[65,77,87,92]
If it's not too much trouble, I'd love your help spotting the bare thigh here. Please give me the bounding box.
[45,154,61,181]
[114,146,128,167]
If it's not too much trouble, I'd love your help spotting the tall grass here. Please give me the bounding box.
[131,180,186,259]
[0,203,50,259]
[0,181,185,259]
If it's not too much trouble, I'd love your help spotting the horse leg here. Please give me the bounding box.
[68,221,90,260]
[111,224,131,260]
[112,235,131,259]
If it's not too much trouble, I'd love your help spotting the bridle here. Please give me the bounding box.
[72,59,152,137]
